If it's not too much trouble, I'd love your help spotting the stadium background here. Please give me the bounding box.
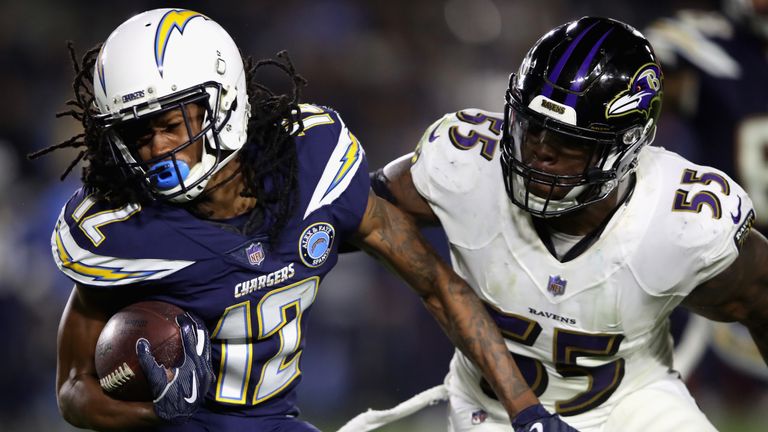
[0,0,764,430]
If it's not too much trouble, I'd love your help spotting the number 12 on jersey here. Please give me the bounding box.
[211,277,318,405]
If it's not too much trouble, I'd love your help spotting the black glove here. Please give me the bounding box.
[512,404,579,432]
[137,312,214,423]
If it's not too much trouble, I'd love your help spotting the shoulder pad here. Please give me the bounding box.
[297,103,341,128]
[293,104,369,221]
[629,147,753,296]
[51,188,195,287]
[411,109,506,247]
[411,109,504,199]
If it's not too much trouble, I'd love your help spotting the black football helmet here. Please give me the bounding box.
[501,16,663,217]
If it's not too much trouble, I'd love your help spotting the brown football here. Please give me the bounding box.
[94,301,185,401]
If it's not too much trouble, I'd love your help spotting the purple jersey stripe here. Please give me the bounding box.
[542,21,599,98]
[564,28,614,107]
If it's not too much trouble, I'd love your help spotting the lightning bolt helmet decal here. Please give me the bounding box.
[154,9,208,77]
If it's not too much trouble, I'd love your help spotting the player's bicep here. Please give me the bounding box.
[372,153,438,224]
[352,191,443,299]
[683,230,768,325]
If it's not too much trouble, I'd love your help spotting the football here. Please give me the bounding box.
[94,301,185,401]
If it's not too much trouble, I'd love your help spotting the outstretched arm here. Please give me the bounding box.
[57,284,160,431]
[351,189,538,418]
[683,230,768,364]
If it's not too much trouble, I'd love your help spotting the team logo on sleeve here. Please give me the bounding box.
[299,222,335,268]
[547,275,567,296]
[734,209,755,249]
[730,196,743,224]
[246,242,265,266]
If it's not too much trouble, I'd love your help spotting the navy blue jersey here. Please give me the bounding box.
[647,10,768,230]
[51,104,369,419]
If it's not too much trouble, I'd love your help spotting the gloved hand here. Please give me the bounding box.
[137,312,214,423]
[512,404,579,432]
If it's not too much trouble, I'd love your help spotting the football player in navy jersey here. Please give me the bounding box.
[32,8,558,432]
[645,0,768,397]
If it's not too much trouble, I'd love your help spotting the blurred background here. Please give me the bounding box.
[2,0,766,431]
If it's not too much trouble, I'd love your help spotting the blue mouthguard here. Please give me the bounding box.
[149,160,190,190]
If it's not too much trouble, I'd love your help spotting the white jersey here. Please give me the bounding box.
[410,109,755,430]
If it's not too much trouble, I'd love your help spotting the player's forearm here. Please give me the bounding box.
[356,195,537,417]
[421,269,539,418]
[58,373,158,431]
[57,287,159,430]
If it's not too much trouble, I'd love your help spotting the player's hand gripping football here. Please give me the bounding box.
[512,404,579,432]
[136,312,214,423]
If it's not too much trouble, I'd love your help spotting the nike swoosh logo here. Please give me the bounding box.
[731,196,742,224]
[184,371,198,403]
[529,423,543,432]
[428,124,440,142]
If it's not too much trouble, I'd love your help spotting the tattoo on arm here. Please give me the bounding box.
[355,192,536,412]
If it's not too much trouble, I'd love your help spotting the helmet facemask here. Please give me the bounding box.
[99,81,238,203]
[501,76,655,218]
[499,17,663,218]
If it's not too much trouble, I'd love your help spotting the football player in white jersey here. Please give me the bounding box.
[371,17,768,432]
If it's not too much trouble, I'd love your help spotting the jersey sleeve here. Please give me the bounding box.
[294,104,370,238]
[411,109,504,201]
[631,149,756,297]
[410,109,506,247]
[411,113,479,203]
[51,187,195,288]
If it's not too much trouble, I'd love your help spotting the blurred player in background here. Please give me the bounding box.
[34,7,561,432]
[645,0,768,398]
[373,16,768,432]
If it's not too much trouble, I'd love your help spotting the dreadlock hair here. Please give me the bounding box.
[238,51,306,239]
[29,43,307,242]
[28,42,158,205]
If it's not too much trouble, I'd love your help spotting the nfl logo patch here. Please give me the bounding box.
[471,409,488,425]
[246,242,265,266]
[547,275,567,296]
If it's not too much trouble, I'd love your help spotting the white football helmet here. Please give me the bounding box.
[93,8,250,202]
